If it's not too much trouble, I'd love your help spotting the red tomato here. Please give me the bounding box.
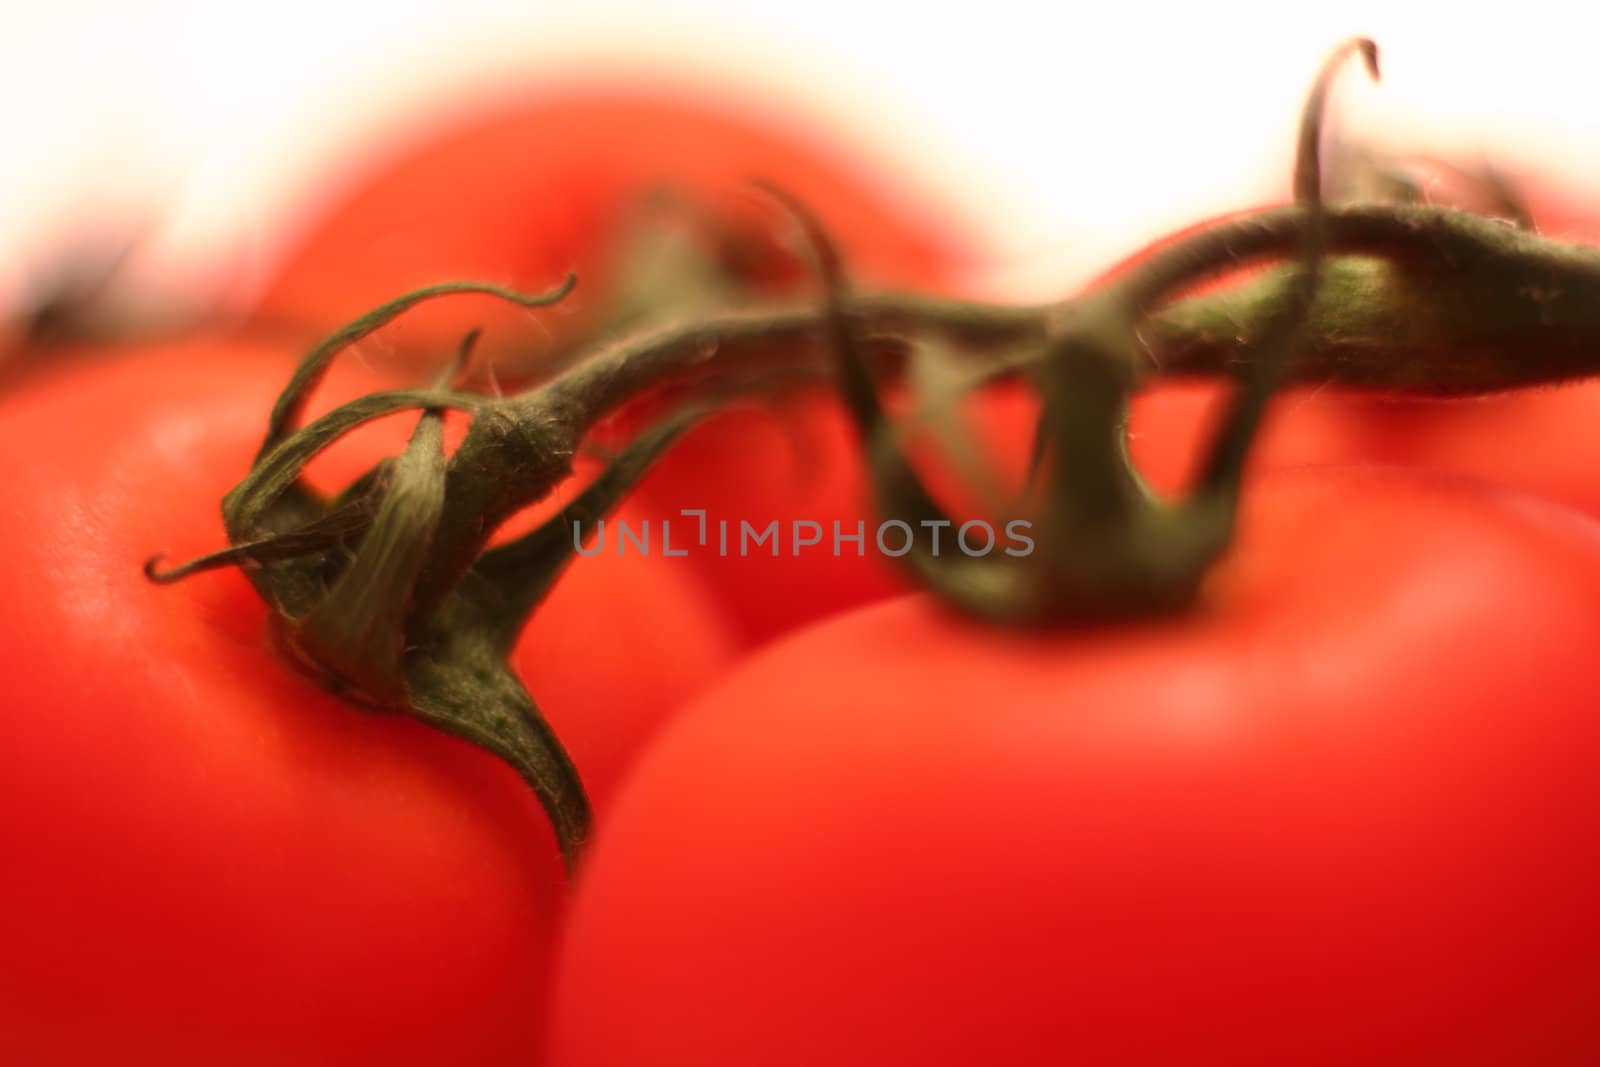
[0,336,733,1064]
[255,88,970,361]
[253,89,976,647]
[550,467,1600,1066]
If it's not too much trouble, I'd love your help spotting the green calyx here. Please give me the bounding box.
[147,278,705,873]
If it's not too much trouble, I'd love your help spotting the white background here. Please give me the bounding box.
[4,1,1598,321]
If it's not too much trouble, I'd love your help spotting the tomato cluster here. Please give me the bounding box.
[4,71,1599,1066]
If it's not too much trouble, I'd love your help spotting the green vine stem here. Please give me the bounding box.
[150,37,1600,866]
[459,195,1600,430]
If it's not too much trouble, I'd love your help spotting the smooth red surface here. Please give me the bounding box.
[551,467,1600,1067]
[1127,377,1600,517]
[0,337,733,1064]
[257,88,969,360]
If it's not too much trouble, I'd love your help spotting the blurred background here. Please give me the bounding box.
[4,0,1599,340]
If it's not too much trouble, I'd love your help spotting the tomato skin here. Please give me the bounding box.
[257,88,969,358]
[0,338,732,1063]
[1129,378,1600,515]
[549,467,1600,1067]
[618,392,897,643]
